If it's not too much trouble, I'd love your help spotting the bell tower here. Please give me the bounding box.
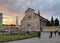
[38,10,40,16]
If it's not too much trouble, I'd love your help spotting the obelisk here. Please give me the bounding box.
[16,16,18,28]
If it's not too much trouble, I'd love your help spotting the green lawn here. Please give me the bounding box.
[0,32,36,43]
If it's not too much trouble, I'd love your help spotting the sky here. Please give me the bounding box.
[0,0,60,25]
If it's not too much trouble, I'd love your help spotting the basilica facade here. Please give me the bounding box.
[21,8,48,31]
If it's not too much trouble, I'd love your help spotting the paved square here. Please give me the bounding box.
[5,32,60,43]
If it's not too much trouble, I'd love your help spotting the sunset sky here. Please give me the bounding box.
[0,0,60,25]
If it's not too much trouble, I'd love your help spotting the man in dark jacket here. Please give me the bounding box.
[37,31,41,38]
[49,31,53,38]
[58,31,60,36]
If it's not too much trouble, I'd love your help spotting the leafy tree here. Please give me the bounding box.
[51,16,54,26]
[46,20,51,26]
[54,18,59,26]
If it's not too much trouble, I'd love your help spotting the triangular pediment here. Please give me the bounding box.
[25,8,35,13]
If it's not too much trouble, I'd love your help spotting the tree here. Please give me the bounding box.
[51,16,54,26]
[47,20,51,26]
[54,18,59,26]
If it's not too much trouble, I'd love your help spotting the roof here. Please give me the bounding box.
[34,13,48,21]
[40,16,48,21]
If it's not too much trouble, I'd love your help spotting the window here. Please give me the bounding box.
[28,16,31,19]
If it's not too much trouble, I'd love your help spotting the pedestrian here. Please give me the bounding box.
[58,31,60,36]
[54,30,58,36]
[49,31,53,38]
[37,31,41,38]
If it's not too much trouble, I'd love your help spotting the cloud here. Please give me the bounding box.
[0,6,24,25]
[0,0,60,21]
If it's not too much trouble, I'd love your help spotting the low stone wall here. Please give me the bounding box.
[1,26,60,32]
[42,26,60,31]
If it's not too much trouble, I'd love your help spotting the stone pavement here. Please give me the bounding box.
[5,32,60,43]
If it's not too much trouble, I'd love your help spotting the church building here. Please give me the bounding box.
[21,8,48,31]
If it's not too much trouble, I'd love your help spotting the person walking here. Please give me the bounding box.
[49,31,53,38]
[54,30,58,36]
[37,31,41,38]
[58,31,60,36]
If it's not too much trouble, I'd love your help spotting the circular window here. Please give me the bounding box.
[28,16,31,19]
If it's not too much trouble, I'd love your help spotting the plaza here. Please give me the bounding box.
[5,32,60,43]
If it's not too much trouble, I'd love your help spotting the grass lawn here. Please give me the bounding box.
[0,32,36,43]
